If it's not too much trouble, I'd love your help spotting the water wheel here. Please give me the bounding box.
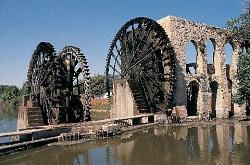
[26,42,91,125]
[26,42,56,124]
[105,17,176,113]
[59,46,91,122]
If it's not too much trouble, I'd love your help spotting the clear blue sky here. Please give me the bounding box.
[0,0,243,87]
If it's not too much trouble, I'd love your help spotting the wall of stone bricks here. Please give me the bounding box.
[158,16,246,118]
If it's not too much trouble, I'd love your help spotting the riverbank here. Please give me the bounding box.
[0,113,156,156]
[2,116,250,165]
[1,114,250,157]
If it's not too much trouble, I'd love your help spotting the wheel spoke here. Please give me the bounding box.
[109,64,122,75]
[134,25,153,55]
[110,51,122,70]
[106,17,175,112]
[129,48,154,70]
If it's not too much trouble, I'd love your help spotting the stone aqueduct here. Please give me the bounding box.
[112,16,248,119]
[158,16,245,118]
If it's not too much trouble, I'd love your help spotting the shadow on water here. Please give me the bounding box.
[1,122,250,165]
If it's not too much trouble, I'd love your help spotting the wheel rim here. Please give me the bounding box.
[106,17,176,112]
[26,43,91,124]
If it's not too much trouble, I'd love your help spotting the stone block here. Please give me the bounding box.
[110,80,136,119]
[174,105,188,118]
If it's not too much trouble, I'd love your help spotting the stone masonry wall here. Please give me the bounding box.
[110,80,137,119]
[158,16,245,118]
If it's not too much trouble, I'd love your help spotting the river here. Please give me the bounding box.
[0,110,250,165]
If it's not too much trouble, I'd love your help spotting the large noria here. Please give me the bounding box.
[106,16,249,121]
[17,42,91,129]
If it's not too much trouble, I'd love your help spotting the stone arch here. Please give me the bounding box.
[206,38,216,75]
[187,80,199,116]
[210,81,218,118]
[185,40,198,75]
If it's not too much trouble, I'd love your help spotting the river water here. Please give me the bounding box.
[1,110,250,165]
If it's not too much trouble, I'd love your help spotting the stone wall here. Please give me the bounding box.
[17,96,29,130]
[110,80,137,119]
[158,16,245,118]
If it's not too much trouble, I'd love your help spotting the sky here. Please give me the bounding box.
[0,0,243,87]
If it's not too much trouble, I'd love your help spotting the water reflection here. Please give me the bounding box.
[1,123,250,165]
[0,107,17,133]
[0,114,17,133]
[0,108,17,143]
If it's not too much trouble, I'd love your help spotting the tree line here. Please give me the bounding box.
[0,74,108,111]
[0,85,24,111]
[226,1,250,105]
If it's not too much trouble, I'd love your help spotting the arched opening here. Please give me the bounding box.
[206,39,216,75]
[185,41,198,75]
[224,42,234,78]
[227,79,234,117]
[224,42,234,64]
[206,39,215,64]
[187,81,199,116]
[210,81,218,118]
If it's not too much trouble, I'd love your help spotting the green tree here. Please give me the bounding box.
[0,84,24,111]
[226,1,250,45]
[227,1,250,106]
[90,74,107,98]
[0,86,19,101]
[0,85,10,95]
[235,51,250,103]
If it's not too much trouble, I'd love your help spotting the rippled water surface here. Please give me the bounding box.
[1,110,250,165]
